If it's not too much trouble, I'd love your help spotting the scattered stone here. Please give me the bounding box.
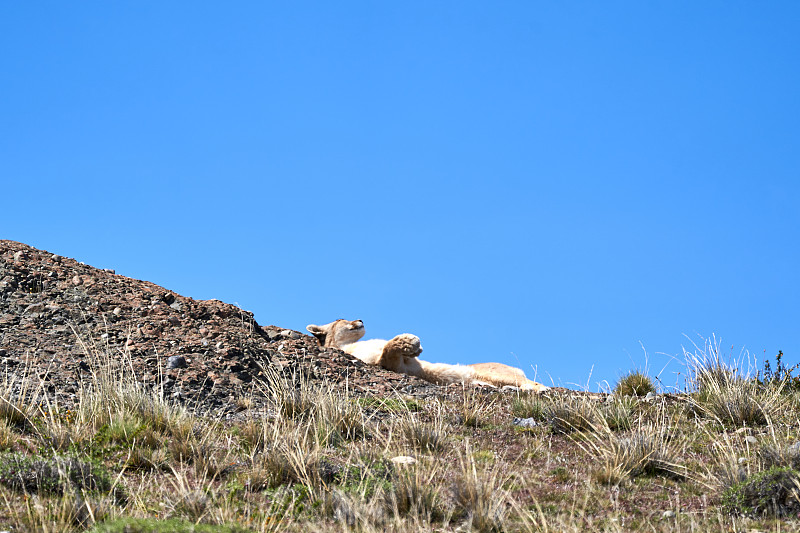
[513,417,538,428]
[13,251,26,262]
[72,275,82,286]
[113,307,122,316]
[24,303,45,314]
[167,355,187,369]
[662,510,676,519]
[281,329,300,339]
[170,301,182,312]
[745,436,758,445]
[788,442,800,455]
[391,455,417,465]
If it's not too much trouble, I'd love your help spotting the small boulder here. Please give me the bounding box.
[513,417,538,428]
[167,355,187,369]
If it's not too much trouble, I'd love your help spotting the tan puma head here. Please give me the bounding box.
[306,319,365,348]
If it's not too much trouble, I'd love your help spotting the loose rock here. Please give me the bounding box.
[513,417,539,428]
[167,355,187,369]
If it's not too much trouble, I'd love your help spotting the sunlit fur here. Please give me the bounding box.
[306,319,549,392]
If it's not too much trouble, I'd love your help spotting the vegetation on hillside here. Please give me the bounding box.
[0,333,797,532]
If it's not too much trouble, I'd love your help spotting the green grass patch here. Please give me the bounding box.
[722,466,800,517]
[0,451,118,497]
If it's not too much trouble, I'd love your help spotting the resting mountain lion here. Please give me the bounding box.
[306,319,549,392]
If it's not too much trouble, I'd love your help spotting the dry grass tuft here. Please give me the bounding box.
[0,419,18,451]
[14,492,113,531]
[317,390,368,444]
[600,395,637,431]
[0,367,40,431]
[591,428,687,485]
[681,336,788,428]
[386,460,448,521]
[259,367,368,447]
[544,395,600,434]
[398,413,447,453]
[698,378,784,427]
[127,446,170,472]
[614,370,656,397]
[451,443,509,533]
[456,387,496,428]
[581,403,688,486]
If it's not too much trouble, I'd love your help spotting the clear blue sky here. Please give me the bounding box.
[2,2,798,391]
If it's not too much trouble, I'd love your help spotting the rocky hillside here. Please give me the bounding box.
[0,240,440,416]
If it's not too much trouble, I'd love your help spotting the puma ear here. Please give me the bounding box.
[306,324,328,344]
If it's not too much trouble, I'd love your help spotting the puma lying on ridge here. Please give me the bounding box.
[306,319,549,392]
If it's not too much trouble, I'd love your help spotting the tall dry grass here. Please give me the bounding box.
[0,328,796,531]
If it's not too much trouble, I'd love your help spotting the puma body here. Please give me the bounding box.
[306,319,548,392]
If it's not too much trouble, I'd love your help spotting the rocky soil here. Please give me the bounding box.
[0,240,445,417]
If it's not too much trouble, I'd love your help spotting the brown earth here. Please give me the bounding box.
[0,240,454,417]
